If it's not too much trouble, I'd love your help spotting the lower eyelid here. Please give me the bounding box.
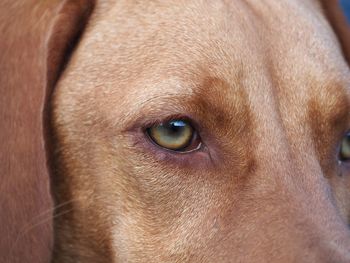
[129,131,212,169]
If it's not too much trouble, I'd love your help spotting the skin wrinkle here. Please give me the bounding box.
[10,0,348,262]
[308,86,350,173]
[4,0,350,262]
[250,0,350,194]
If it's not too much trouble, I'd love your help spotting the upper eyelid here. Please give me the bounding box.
[123,112,186,133]
[121,102,204,134]
[143,115,203,134]
[118,80,195,130]
[118,76,243,134]
[143,115,192,129]
[119,92,189,130]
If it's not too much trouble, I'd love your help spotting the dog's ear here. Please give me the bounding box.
[320,0,350,64]
[0,1,94,262]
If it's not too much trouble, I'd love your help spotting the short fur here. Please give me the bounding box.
[1,0,350,262]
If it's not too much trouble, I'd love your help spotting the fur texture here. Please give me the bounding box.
[1,0,350,262]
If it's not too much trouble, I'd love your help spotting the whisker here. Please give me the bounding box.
[9,199,80,259]
[27,198,80,221]
[10,208,73,260]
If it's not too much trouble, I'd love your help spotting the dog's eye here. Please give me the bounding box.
[146,119,201,152]
[339,132,350,161]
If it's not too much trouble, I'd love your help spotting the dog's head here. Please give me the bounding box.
[2,0,350,262]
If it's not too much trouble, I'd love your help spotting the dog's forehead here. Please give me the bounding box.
[64,0,348,90]
[56,0,350,133]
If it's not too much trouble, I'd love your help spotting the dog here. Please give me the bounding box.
[1,0,350,262]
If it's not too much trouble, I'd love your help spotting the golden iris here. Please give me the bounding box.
[147,120,194,151]
[340,132,350,161]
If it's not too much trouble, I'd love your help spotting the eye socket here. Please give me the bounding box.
[146,119,201,152]
[339,132,350,162]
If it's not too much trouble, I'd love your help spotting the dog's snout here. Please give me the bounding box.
[279,187,350,262]
[250,198,350,262]
[229,153,350,262]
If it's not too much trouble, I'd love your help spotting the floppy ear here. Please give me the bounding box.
[320,0,350,64]
[0,1,94,262]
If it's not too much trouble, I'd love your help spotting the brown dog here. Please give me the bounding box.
[2,0,350,262]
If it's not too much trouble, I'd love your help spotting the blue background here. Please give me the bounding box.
[340,0,350,23]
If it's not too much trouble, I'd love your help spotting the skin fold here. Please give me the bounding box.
[51,0,350,262]
[1,0,350,262]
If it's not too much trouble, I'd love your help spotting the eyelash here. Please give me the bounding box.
[142,114,199,132]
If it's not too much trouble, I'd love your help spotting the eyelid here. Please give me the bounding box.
[129,130,213,171]
[119,94,190,131]
[122,112,222,169]
[121,112,203,137]
[145,131,203,154]
[143,115,201,132]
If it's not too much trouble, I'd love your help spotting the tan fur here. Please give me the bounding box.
[0,1,94,262]
[2,0,350,262]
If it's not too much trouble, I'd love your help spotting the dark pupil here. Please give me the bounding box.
[345,134,350,143]
[163,120,186,135]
